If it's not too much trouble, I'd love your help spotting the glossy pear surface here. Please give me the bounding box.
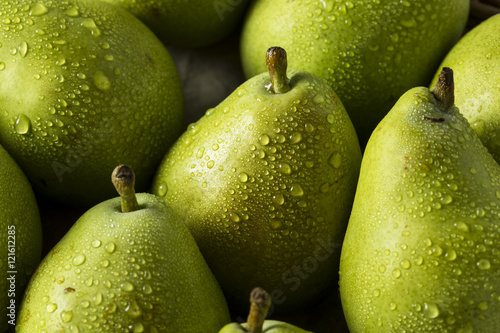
[240,0,469,146]
[16,193,230,332]
[431,14,500,163]
[151,69,361,313]
[0,0,183,207]
[0,144,42,333]
[339,85,500,331]
[219,320,313,333]
[98,0,250,47]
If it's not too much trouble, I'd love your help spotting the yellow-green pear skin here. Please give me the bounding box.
[16,193,231,332]
[430,14,500,163]
[240,0,469,146]
[97,0,250,47]
[151,68,361,313]
[0,0,183,208]
[339,80,500,331]
[0,144,42,333]
[219,320,313,333]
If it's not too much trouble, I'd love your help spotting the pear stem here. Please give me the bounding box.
[111,165,139,213]
[432,67,454,110]
[266,47,290,94]
[245,287,272,333]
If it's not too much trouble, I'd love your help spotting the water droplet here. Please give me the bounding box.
[143,284,153,294]
[0,62,5,71]
[93,71,111,90]
[65,7,79,17]
[30,3,48,16]
[121,282,134,292]
[477,259,491,270]
[270,220,282,229]
[93,292,103,305]
[423,302,440,318]
[326,114,335,124]
[400,259,411,269]
[259,134,270,145]
[105,242,116,253]
[15,114,31,134]
[196,146,205,158]
[445,249,457,261]
[92,240,101,248]
[81,18,101,37]
[290,184,304,197]
[290,132,302,144]
[61,310,73,323]
[125,299,142,318]
[157,182,168,197]
[19,41,28,57]
[313,93,325,104]
[73,254,86,266]
[279,163,292,174]
[478,302,489,311]
[392,268,401,278]
[238,172,248,182]
[272,193,285,205]
[329,152,342,168]
[46,303,57,313]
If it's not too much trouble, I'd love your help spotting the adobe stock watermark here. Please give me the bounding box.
[236,235,341,322]
[214,0,244,21]
[6,225,17,327]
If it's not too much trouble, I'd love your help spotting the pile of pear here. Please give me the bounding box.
[2,0,500,332]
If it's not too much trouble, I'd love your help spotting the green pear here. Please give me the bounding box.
[240,0,469,146]
[430,13,500,163]
[16,165,230,332]
[151,47,361,314]
[0,144,42,333]
[219,288,313,333]
[0,0,183,208]
[96,0,250,47]
[339,68,500,332]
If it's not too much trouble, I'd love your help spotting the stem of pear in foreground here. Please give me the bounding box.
[112,164,139,213]
[266,47,290,94]
[432,67,454,110]
[245,287,272,333]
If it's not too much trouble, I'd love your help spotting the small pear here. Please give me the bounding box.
[152,47,361,314]
[339,68,500,331]
[17,165,230,332]
[430,13,500,163]
[219,287,313,333]
[0,144,42,333]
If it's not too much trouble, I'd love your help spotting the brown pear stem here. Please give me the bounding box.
[432,67,454,111]
[266,47,290,94]
[246,287,272,333]
[112,165,139,213]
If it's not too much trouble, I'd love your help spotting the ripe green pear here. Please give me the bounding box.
[151,47,361,314]
[16,165,230,332]
[96,0,250,47]
[240,0,469,146]
[0,144,42,333]
[0,0,183,208]
[339,69,500,332]
[430,13,500,163]
[219,288,313,333]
